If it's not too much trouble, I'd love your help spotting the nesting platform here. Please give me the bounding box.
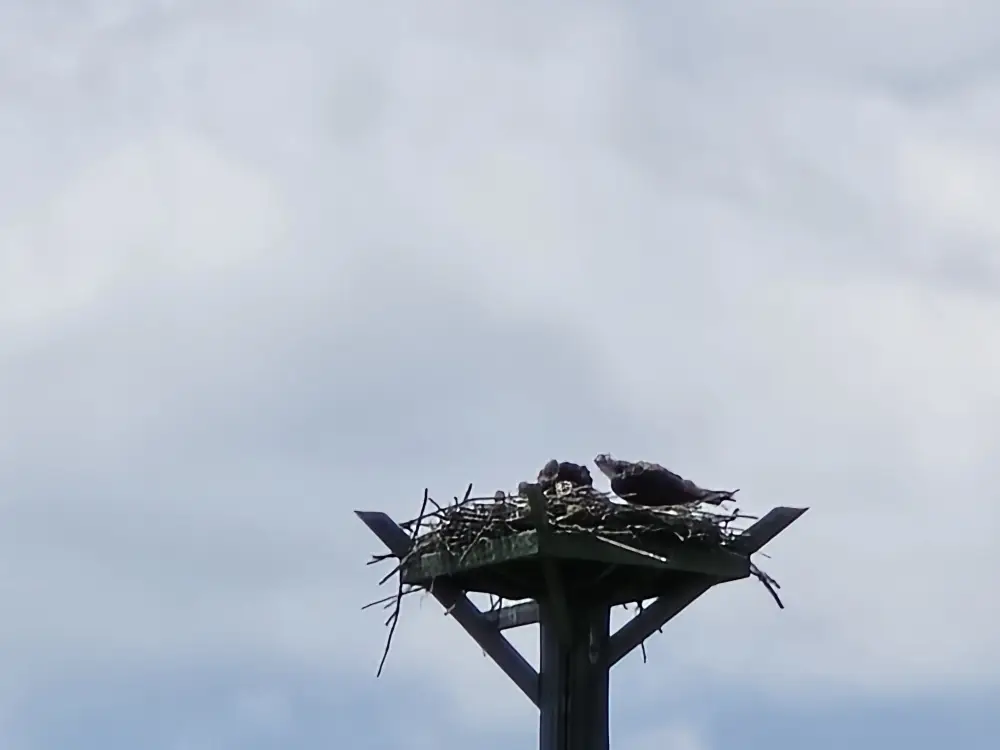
[396,486,754,606]
[401,527,750,604]
[359,481,807,750]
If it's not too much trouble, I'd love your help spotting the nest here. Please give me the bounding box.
[403,485,743,559]
[364,481,785,676]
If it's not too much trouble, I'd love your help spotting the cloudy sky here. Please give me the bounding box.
[1,0,999,748]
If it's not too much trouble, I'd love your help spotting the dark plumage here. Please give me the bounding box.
[593,453,735,507]
[536,459,593,494]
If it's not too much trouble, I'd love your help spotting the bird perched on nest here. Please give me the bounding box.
[536,459,594,496]
[593,453,736,507]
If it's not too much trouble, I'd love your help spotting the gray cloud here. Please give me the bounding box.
[1,0,999,746]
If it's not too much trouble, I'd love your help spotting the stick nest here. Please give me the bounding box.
[403,485,743,559]
[364,482,786,677]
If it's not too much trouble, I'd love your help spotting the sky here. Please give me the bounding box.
[0,0,999,748]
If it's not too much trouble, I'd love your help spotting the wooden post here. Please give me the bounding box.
[539,601,611,750]
[357,504,807,747]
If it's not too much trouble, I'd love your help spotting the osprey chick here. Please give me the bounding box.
[536,459,593,494]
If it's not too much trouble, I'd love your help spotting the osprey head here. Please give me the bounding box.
[593,453,622,479]
[538,459,560,479]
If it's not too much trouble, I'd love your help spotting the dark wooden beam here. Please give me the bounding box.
[608,506,807,665]
[607,578,708,666]
[356,510,540,705]
[524,483,573,644]
[484,601,540,630]
[538,603,611,750]
[728,506,809,556]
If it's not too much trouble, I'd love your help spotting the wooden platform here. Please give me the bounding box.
[400,529,750,604]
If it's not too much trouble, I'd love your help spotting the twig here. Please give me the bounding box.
[376,552,412,587]
[374,488,431,677]
[362,593,399,611]
[412,488,431,541]
[750,562,784,609]
[361,587,420,611]
[636,600,648,663]
[376,604,401,677]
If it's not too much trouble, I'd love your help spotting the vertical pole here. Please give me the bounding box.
[539,601,610,750]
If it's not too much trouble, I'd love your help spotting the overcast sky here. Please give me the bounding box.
[1,1,999,748]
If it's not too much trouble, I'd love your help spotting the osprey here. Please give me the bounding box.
[536,459,593,494]
[593,453,735,507]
